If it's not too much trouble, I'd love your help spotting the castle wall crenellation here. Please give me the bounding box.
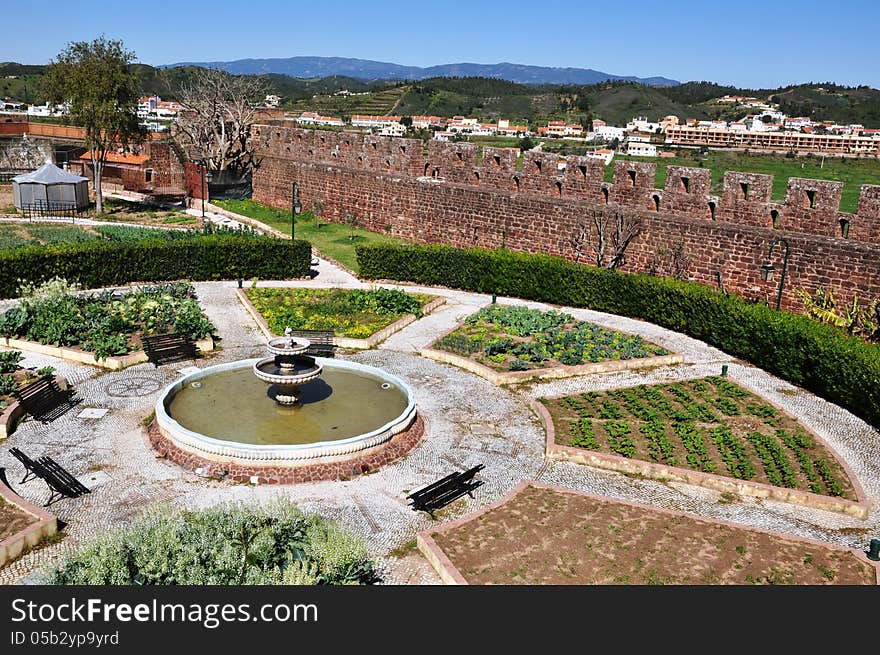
[251,126,880,310]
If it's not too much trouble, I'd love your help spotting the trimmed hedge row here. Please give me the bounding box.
[0,236,312,299]
[356,243,880,428]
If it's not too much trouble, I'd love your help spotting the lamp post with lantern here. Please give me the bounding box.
[759,236,790,311]
[291,180,302,240]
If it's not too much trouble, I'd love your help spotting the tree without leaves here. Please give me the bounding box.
[171,68,269,175]
[42,37,144,214]
[575,206,642,270]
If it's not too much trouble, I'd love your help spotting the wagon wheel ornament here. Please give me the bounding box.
[106,376,163,397]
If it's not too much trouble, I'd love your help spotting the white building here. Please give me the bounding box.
[432,131,453,141]
[27,102,68,117]
[351,115,401,129]
[296,112,344,127]
[627,116,660,133]
[585,148,614,165]
[626,142,657,157]
[592,125,625,142]
[378,122,406,137]
[264,94,282,108]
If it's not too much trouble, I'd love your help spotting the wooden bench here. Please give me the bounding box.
[142,332,198,366]
[406,464,484,518]
[288,329,337,357]
[8,447,90,506]
[14,375,78,423]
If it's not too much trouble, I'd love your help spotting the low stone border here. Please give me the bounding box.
[0,470,58,568]
[148,413,425,484]
[532,399,871,519]
[420,345,682,386]
[236,287,445,349]
[0,375,68,440]
[418,480,880,585]
[0,337,214,370]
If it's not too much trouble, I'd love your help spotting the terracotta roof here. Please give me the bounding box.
[80,151,149,165]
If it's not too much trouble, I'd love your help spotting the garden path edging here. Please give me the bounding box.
[0,469,58,568]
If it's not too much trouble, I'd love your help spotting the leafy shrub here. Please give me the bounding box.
[0,278,215,355]
[0,350,24,374]
[357,243,880,428]
[48,500,377,585]
[0,374,17,396]
[0,237,312,299]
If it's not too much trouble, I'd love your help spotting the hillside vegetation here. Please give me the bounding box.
[2,62,879,127]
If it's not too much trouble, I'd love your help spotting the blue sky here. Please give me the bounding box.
[0,0,876,89]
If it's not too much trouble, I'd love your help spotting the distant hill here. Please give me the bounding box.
[3,61,879,129]
[160,56,680,87]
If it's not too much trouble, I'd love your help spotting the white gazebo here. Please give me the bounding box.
[12,162,90,211]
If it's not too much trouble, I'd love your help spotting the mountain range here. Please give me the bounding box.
[160,56,680,87]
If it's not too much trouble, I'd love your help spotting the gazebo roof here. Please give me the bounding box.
[13,162,88,185]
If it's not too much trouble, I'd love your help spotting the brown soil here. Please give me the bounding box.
[0,185,13,212]
[542,377,856,500]
[431,485,877,585]
[0,499,37,541]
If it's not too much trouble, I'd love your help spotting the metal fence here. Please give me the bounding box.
[20,200,83,222]
[0,168,30,183]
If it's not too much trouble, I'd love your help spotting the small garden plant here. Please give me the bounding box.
[48,500,378,585]
[540,376,855,499]
[245,287,432,339]
[434,304,668,371]
[0,278,215,359]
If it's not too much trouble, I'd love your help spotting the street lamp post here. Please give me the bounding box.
[760,236,790,311]
[201,164,213,218]
[291,181,302,240]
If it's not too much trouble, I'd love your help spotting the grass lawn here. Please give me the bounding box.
[604,150,880,213]
[433,304,668,373]
[429,484,876,585]
[540,376,855,499]
[244,287,433,338]
[214,198,411,273]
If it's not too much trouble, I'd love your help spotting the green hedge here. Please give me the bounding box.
[0,236,312,298]
[356,243,880,428]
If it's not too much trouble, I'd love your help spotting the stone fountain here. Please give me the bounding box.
[252,328,323,406]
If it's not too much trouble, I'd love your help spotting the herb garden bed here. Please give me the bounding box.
[424,304,680,384]
[419,482,878,585]
[0,280,215,370]
[537,376,866,517]
[238,287,444,348]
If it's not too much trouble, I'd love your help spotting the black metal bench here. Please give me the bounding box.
[8,447,90,506]
[288,330,337,357]
[407,464,484,518]
[14,375,78,423]
[142,332,198,366]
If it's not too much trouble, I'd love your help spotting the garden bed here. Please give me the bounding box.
[239,287,444,348]
[0,478,57,568]
[538,376,866,516]
[424,304,680,384]
[420,482,878,585]
[0,279,216,368]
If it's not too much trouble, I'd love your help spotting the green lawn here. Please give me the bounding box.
[604,150,880,213]
[213,199,411,273]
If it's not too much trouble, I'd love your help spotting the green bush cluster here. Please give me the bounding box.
[0,278,215,359]
[357,243,880,428]
[0,236,312,299]
[48,500,377,585]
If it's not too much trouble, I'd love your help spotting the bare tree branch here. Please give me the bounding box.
[172,68,268,174]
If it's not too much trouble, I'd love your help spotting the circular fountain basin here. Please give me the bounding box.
[155,358,416,464]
